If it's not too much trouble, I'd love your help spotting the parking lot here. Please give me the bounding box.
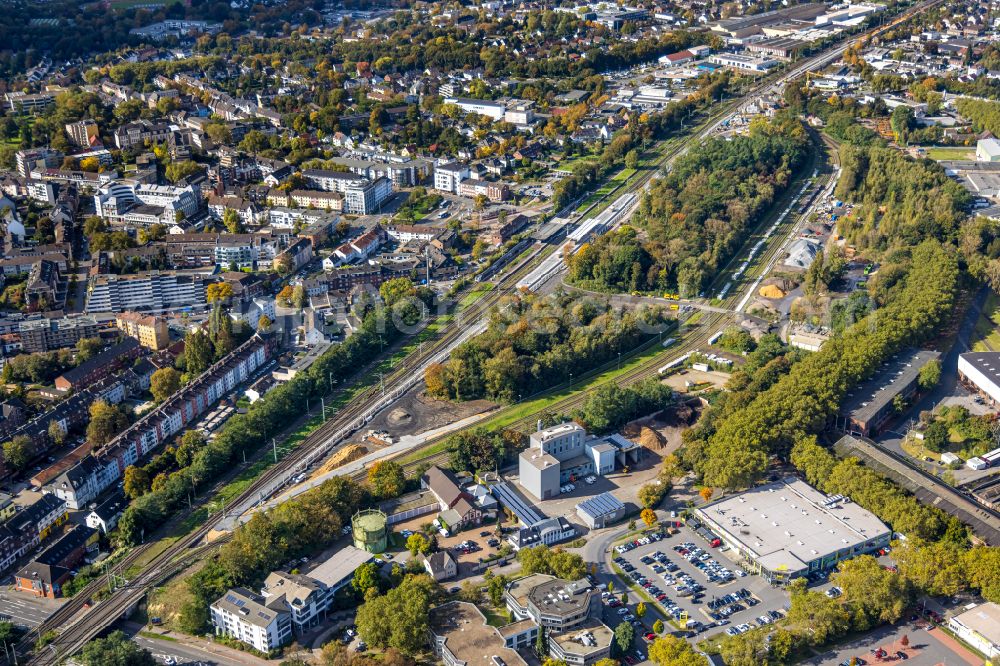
[801,618,983,666]
[607,525,790,644]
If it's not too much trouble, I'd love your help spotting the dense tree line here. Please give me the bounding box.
[573,379,674,434]
[682,240,960,490]
[835,146,970,252]
[570,115,808,295]
[791,437,964,543]
[115,285,429,547]
[425,293,669,403]
[717,538,1000,664]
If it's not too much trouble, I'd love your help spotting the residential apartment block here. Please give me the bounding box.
[46,335,273,508]
[85,272,207,313]
[115,311,170,350]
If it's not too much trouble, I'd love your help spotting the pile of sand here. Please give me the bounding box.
[310,444,367,480]
[759,284,785,299]
[638,426,666,450]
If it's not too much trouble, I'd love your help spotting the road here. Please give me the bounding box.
[21,2,948,662]
[875,286,989,467]
[131,631,262,666]
[0,590,62,628]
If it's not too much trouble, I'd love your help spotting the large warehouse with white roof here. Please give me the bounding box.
[695,477,891,584]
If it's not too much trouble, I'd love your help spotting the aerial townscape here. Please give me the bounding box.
[4,0,1000,665]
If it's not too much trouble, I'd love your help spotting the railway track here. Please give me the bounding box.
[22,3,946,662]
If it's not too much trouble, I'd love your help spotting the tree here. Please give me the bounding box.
[487,573,508,607]
[922,420,949,453]
[699,487,713,503]
[614,621,634,655]
[48,420,66,446]
[900,635,909,648]
[276,285,295,307]
[355,574,440,655]
[79,631,156,666]
[832,556,910,628]
[635,601,647,618]
[86,400,129,446]
[123,465,151,499]
[652,619,663,634]
[258,315,273,331]
[150,367,182,403]
[222,208,244,234]
[648,635,708,666]
[76,336,103,362]
[918,359,941,391]
[175,430,205,468]
[719,631,769,666]
[640,508,657,527]
[406,532,431,556]
[352,562,382,597]
[184,329,215,376]
[368,460,406,499]
[638,483,668,509]
[516,545,586,580]
[625,149,639,170]
[2,435,34,471]
[206,282,234,304]
[292,284,307,310]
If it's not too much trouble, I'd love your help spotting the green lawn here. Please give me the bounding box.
[923,146,974,161]
[971,290,1000,352]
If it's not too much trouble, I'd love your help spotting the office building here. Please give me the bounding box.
[434,162,470,194]
[576,493,627,529]
[695,477,891,584]
[65,120,99,148]
[93,181,200,227]
[958,352,1000,406]
[301,170,392,214]
[18,316,101,353]
[211,588,292,652]
[428,601,529,666]
[443,97,506,120]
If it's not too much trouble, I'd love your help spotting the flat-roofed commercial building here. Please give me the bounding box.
[837,349,941,437]
[549,620,614,666]
[696,477,891,584]
[958,352,1000,406]
[428,601,528,666]
[505,574,600,631]
[947,602,1000,659]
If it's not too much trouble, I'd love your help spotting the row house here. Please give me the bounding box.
[0,494,68,573]
[48,335,273,509]
[2,376,131,480]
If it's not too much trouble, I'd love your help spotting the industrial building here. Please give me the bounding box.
[836,349,941,436]
[576,493,627,529]
[695,477,891,584]
[519,423,639,501]
[958,352,1000,406]
[490,481,576,550]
